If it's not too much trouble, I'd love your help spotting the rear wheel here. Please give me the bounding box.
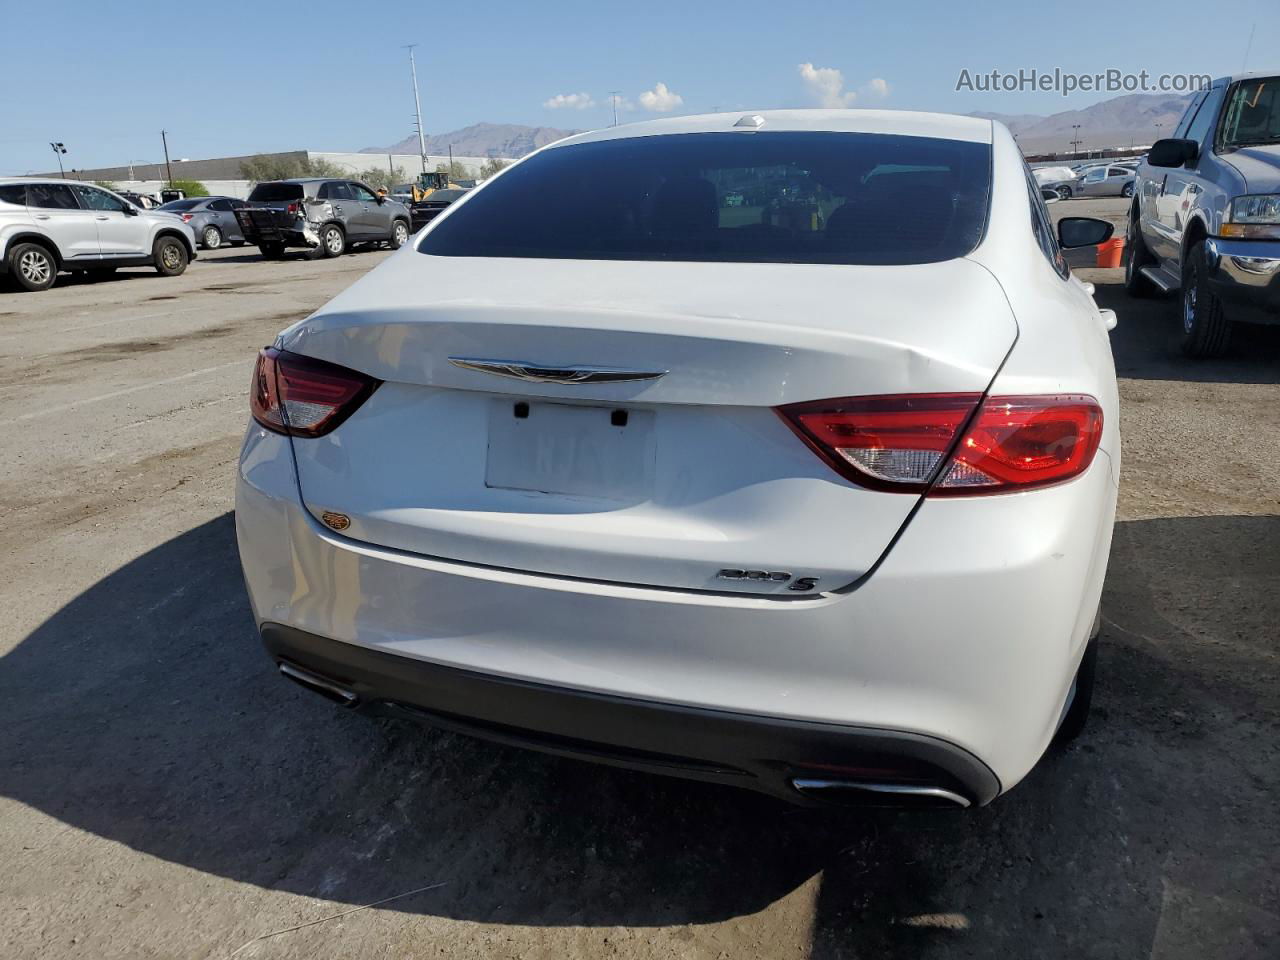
[1123,210,1157,298]
[9,241,57,291]
[388,219,410,250]
[1180,241,1231,357]
[153,236,189,277]
[1054,633,1098,745]
[1121,182,1134,198]
[1056,184,1072,201]
[201,225,223,250]
[318,224,345,258]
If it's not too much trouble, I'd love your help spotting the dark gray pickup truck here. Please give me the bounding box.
[1125,71,1280,356]
[236,178,411,260]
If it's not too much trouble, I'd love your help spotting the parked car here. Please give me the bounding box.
[1074,164,1136,198]
[238,110,1121,808]
[409,187,469,232]
[0,178,197,292]
[1042,174,1080,200]
[1126,71,1280,356]
[235,178,411,260]
[156,196,248,249]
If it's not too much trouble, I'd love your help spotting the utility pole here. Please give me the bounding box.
[609,91,620,127]
[49,142,67,179]
[404,44,428,178]
[448,143,453,180]
[161,130,174,187]
[1069,123,1082,156]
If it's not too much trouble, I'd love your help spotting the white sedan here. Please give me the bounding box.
[237,109,1120,808]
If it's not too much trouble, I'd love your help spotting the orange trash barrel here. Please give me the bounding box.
[1096,236,1125,268]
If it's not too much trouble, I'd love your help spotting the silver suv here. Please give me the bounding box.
[236,178,412,260]
[0,178,198,292]
[1126,71,1280,355]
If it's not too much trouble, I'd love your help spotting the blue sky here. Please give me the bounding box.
[1,0,1274,173]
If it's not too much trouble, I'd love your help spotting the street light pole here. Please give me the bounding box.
[609,91,620,127]
[405,44,428,178]
[161,130,174,187]
[49,142,67,179]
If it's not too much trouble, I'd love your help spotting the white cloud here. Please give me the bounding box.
[638,82,683,112]
[798,63,857,108]
[865,77,890,98]
[543,92,596,110]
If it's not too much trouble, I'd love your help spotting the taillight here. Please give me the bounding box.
[286,202,299,214]
[778,393,1102,496]
[250,348,379,438]
[180,213,194,222]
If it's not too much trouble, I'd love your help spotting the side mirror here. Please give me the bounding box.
[1147,137,1198,168]
[376,194,387,204]
[1057,216,1115,249]
[122,204,138,217]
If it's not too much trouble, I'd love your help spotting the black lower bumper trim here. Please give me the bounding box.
[260,624,1001,806]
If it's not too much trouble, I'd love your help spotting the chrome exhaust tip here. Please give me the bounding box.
[278,661,359,707]
[791,778,972,809]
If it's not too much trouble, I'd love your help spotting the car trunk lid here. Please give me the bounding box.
[279,254,1016,593]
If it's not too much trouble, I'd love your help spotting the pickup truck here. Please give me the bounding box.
[236,178,411,260]
[1125,71,1280,356]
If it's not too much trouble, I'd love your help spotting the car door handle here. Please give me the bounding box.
[35,214,50,220]
[96,216,109,220]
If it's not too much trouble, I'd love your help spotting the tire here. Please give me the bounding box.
[1121,182,1134,198]
[259,242,285,260]
[1056,185,1072,201]
[231,239,246,248]
[201,225,223,250]
[388,219,410,250]
[1054,628,1098,745]
[153,235,189,277]
[1123,210,1157,298]
[7,241,57,292]
[318,224,345,259]
[1179,241,1231,357]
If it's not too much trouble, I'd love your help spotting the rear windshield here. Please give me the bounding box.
[418,132,991,265]
[248,183,305,202]
[158,199,203,211]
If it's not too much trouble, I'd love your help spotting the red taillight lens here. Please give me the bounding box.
[250,348,378,438]
[286,202,299,214]
[779,393,1102,496]
[180,213,194,222]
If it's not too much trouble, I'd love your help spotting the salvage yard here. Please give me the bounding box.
[2,198,1278,958]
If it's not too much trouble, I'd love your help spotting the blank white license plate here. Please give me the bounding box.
[485,399,655,500]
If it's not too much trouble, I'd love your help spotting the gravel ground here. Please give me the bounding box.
[1,204,1277,959]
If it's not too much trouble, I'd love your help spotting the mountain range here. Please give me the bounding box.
[361,122,580,159]
[970,92,1195,153]
[362,92,1196,161]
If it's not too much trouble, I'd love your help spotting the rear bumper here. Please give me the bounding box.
[262,621,999,805]
[236,427,1118,801]
[1206,237,1280,324]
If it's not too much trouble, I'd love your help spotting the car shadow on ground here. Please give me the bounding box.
[1091,274,1280,384]
[3,510,1277,956]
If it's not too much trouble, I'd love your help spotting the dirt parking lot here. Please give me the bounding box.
[2,203,1278,959]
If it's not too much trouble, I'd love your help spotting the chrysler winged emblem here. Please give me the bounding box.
[448,357,667,385]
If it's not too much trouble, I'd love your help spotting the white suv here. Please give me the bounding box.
[0,178,198,292]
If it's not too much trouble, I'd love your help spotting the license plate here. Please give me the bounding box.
[485,399,655,501]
